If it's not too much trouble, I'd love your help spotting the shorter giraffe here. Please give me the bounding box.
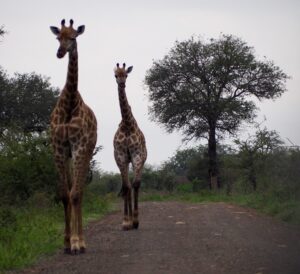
[113,63,147,230]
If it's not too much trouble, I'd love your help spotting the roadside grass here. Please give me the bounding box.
[1,188,298,272]
[140,190,300,226]
[0,191,116,272]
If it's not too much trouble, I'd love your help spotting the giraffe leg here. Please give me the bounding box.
[120,165,133,230]
[70,186,80,255]
[132,181,140,229]
[53,144,72,253]
[62,194,71,253]
[127,185,133,228]
[132,156,144,230]
[78,192,86,253]
[69,154,89,255]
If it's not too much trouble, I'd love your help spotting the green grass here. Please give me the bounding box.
[0,192,116,272]
[140,190,300,225]
[0,205,63,271]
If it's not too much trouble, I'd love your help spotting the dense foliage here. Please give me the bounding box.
[0,68,60,206]
[87,127,299,203]
[145,34,288,188]
[0,67,59,134]
[0,25,6,38]
[0,131,57,205]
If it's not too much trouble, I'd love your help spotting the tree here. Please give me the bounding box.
[163,147,199,176]
[145,34,288,189]
[234,126,283,191]
[0,25,6,39]
[0,67,59,135]
[0,67,60,204]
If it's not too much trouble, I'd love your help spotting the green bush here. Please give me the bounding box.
[192,178,209,191]
[0,190,114,271]
[0,207,17,230]
[88,172,121,195]
[0,132,58,206]
[176,183,193,193]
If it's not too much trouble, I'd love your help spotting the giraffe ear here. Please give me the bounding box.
[126,66,133,74]
[76,25,85,36]
[50,26,60,35]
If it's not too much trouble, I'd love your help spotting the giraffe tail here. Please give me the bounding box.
[66,157,73,189]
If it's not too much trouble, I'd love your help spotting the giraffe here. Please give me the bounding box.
[49,19,97,254]
[113,63,147,230]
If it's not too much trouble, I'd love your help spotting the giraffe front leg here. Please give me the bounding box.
[62,195,71,253]
[78,194,86,253]
[69,149,91,254]
[133,181,140,229]
[53,147,72,254]
[132,157,145,230]
[116,161,133,231]
[122,185,133,230]
[70,187,81,255]
[127,187,133,228]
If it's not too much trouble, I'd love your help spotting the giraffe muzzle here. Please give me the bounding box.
[57,48,66,58]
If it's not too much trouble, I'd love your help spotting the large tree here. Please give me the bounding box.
[145,34,288,189]
[0,25,6,38]
[0,67,59,134]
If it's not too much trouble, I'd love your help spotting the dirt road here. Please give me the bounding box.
[20,202,300,274]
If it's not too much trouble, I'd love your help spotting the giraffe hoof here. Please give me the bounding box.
[122,221,133,231]
[133,221,139,229]
[122,225,131,231]
[80,247,86,253]
[71,249,79,256]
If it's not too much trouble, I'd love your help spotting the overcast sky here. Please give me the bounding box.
[0,0,299,172]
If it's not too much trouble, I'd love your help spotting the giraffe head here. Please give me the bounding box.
[114,63,133,86]
[50,19,85,58]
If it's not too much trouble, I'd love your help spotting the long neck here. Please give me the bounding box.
[61,44,79,121]
[118,83,135,126]
[66,44,78,92]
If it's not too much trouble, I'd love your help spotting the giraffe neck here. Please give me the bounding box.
[118,83,135,127]
[66,43,78,92]
[60,44,80,121]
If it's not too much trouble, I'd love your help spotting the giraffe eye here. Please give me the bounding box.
[115,75,117,78]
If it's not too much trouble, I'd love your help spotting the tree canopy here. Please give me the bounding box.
[0,67,59,134]
[145,34,288,188]
[0,25,6,38]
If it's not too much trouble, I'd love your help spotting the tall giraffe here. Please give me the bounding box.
[113,63,147,230]
[50,19,97,254]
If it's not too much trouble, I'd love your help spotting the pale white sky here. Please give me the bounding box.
[0,0,299,172]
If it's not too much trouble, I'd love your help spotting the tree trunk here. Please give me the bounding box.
[208,126,220,189]
[249,156,257,191]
